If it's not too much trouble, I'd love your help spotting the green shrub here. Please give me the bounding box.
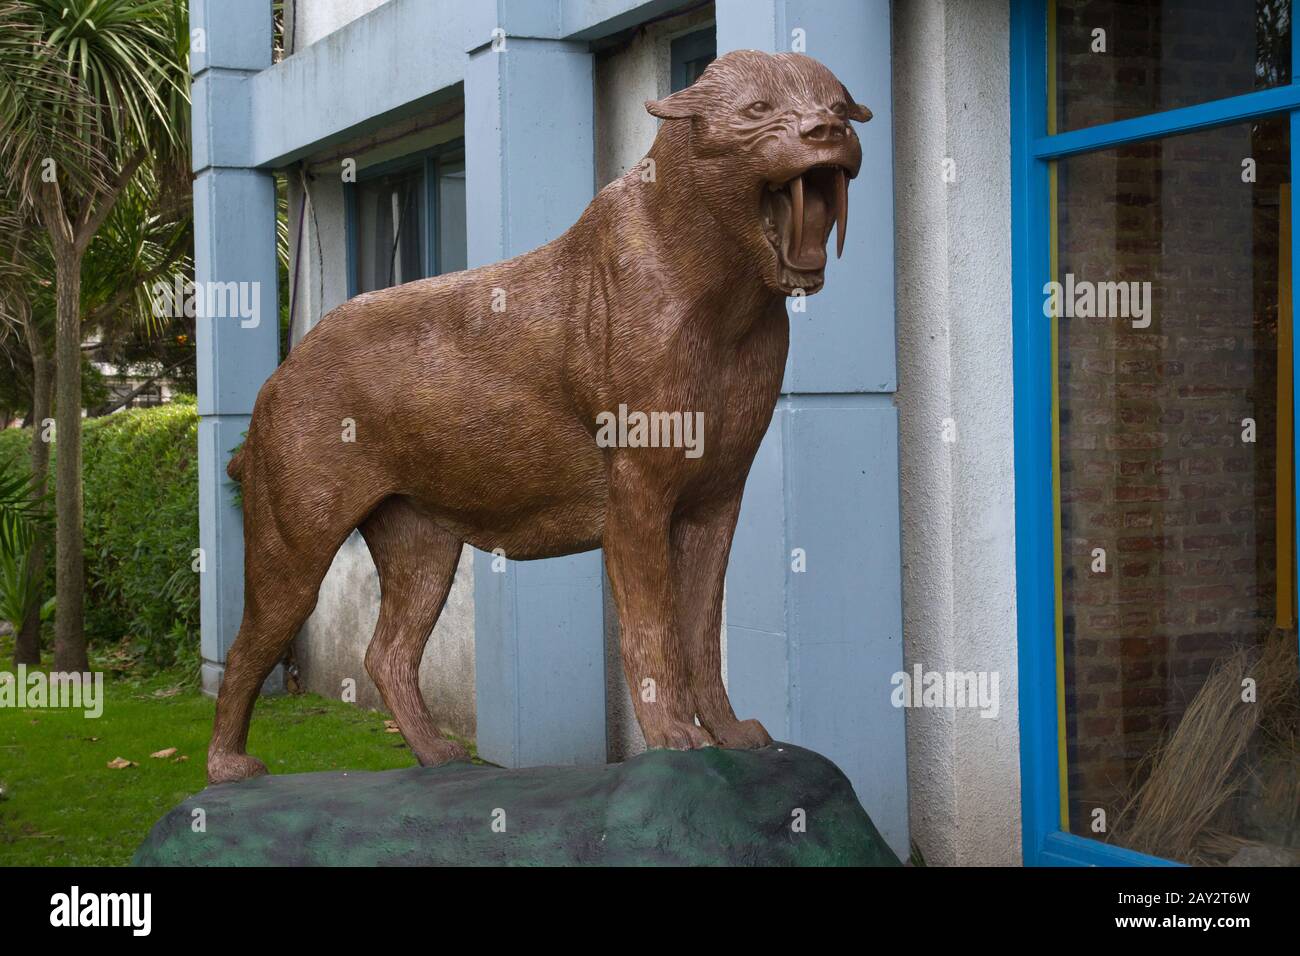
[0,430,50,637]
[0,427,34,474]
[0,398,200,669]
[82,397,200,667]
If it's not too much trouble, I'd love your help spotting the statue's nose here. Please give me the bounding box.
[798,111,847,141]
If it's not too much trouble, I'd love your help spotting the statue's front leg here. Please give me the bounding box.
[672,493,772,749]
[604,459,714,751]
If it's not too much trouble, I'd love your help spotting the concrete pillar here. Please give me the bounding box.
[190,0,281,695]
[715,0,909,859]
[464,34,607,766]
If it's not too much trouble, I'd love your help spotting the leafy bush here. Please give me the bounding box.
[0,398,199,668]
[0,428,35,478]
[0,465,54,637]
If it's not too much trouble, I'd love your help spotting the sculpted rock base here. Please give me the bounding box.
[136,743,899,867]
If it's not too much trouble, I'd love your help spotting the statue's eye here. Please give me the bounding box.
[830,102,847,117]
[744,100,773,118]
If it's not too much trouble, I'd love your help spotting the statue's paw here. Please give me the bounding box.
[645,719,716,751]
[413,737,469,767]
[207,750,269,785]
[712,718,773,750]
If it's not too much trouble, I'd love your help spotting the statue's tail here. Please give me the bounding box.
[227,445,246,481]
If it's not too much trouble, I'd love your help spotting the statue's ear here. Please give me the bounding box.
[646,85,710,120]
[841,84,872,122]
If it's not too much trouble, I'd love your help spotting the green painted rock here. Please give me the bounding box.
[134,742,899,866]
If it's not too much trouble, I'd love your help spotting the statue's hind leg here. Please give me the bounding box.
[207,583,324,785]
[208,458,384,784]
[359,496,468,767]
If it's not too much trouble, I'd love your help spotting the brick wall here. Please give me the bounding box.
[1055,104,1289,831]
[1055,0,1289,132]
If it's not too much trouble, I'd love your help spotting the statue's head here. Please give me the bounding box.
[647,50,870,296]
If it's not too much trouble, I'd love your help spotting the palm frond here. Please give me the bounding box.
[1,0,191,220]
[0,467,50,559]
[0,1,111,205]
[82,163,193,339]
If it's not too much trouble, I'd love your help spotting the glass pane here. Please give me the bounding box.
[1053,0,1291,133]
[680,54,714,91]
[437,159,467,275]
[670,28,716,93]
[1055,115,1300,864]
[356,168,424,293]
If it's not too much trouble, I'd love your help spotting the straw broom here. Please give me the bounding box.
[1109,638,1296,864]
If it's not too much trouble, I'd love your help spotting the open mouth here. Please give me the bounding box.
[760,164,850,291]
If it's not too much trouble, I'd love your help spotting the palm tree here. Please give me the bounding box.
[0,0,189,671]
[1,161,190,667]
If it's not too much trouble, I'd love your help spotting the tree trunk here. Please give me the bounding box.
[52,248,87,673]
[13,350,53,667]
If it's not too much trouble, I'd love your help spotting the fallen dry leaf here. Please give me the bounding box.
[173,755,188,763]
[152,686,181,699]
[106,757,138,770]
[383,720,401,734]
[150,748,177,759]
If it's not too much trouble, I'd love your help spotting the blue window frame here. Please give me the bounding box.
[670,26,715,93]
[345,139,466,298]
[1011,0,1300,867]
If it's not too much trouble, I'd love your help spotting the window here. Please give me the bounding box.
[345,141,467,297]
[1013,0,1300,867]
[1054,0,1291,132]
[354,166,424,293]
[670,27,715,93]
[436,160,467,275]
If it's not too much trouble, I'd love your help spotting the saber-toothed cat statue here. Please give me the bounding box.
[209,50,870,784]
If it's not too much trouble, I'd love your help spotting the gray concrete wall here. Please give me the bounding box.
[284,0,387,51]
[893,0,1022,865]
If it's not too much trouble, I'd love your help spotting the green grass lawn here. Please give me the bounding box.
[0,635,473,866]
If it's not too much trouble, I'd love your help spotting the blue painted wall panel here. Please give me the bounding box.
[190,71,255,173]
[718,0,908,859]
[715,0,780,51]
[190,0,272,75]
[198,414,250,686]
[788,401,902,649]
[726,407,788,637]
[719,0,897,394]
[725,629,791,740]
[466,36,607,768]
[467,39,596,259]
[464,0,562,41]
[515,561,607,764]
[191,1,277,689]
[192,169,280,417]
[470,548,515,764]
[787,401,906,852]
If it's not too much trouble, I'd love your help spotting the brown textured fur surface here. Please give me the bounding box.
[208,51,870,784]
